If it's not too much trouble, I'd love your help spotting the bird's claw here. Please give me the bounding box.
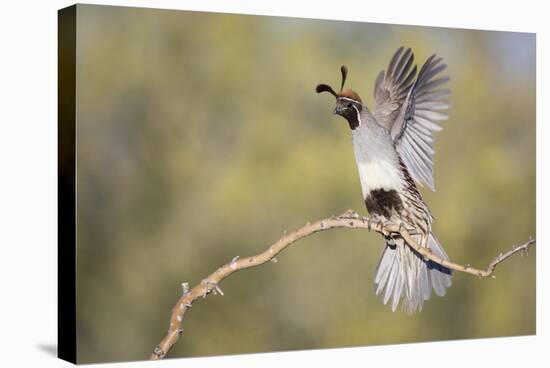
[397,221,407,234]
[367,216,384,232]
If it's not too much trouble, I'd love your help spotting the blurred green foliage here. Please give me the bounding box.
[74,4,535,363]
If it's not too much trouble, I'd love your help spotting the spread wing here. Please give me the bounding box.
[374,47,450,191]
[373,47,417,129]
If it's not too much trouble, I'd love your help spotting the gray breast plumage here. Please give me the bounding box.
[351,110,404,198]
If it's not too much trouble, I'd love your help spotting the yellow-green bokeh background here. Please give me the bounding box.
[74,5,536,363]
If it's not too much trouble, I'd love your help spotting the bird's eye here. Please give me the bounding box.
[347,103,353,108]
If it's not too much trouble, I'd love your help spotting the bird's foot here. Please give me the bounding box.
[397,221,408,235]
[367,215,385,232]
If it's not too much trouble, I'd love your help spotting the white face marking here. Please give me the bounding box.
[338,96,362,128]
[351,105,362,127]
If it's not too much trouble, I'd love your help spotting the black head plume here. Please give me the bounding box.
[340,65,348,91]
[315,65,349,98]
[315,84,338,97]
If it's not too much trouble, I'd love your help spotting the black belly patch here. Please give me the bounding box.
[365,189,403,218]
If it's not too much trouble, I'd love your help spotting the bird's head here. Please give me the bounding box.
[316,66,363,130]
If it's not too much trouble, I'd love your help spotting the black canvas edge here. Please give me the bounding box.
[58,4,77,364]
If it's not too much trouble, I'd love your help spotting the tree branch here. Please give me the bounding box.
[150,209,535,360]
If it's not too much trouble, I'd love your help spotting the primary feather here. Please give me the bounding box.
[374,48,451,190]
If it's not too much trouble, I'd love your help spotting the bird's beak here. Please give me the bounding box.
[333,106,341,115]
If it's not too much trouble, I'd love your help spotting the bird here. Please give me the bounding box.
[316,46,452,313]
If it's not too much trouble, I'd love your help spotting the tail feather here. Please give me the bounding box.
[375,246,395,293]
[390,263,404,311]
[374,232,452,313]
[383,254,399,305]
[419,260,431,300]
[426,233,452,297]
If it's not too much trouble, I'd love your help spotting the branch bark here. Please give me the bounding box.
[150,210,535,360]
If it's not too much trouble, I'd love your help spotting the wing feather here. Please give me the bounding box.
[414,115,443,132]
[373,47,450,191]
[416,89,450,102]
[373,47,418,129]
[394,49,414,83]
[415,109,448,121]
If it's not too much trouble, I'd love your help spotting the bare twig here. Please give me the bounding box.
[150,209,535,360]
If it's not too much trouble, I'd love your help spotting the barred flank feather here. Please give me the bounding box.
[374,233,452,313]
